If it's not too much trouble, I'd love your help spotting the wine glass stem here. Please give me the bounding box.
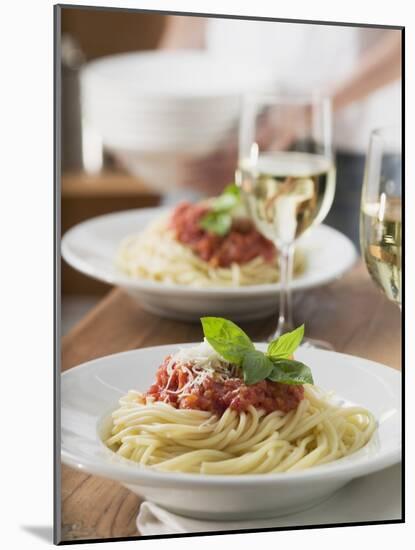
[271,243,295,340]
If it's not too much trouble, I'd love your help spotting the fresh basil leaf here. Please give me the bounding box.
[212,184,241,211]
[212,192,239,212]
[223,183,240,196]
[242,350,274,385]
[200,211,232,236]
[267,325,305,359]
[268,358,314,385]
[199,183,241,235]
[201,317,254,365]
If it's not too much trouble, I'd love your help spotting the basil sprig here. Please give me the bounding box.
[200,316,254,365]
[267,325,304,358]
[241,350,274,385]
[201,317,313,386]
[199,184,241,236]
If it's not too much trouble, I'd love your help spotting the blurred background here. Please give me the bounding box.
[60,7,401,333]
[61,8,165,330]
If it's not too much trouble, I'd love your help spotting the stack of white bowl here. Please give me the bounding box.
[81,51,276,192]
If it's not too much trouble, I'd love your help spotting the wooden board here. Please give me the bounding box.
[62,171,161,198]
[60,261,402,541]
[61,7,166,61]
[61,171,161,295]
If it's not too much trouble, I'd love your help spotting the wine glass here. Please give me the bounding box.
[236,93,336,344]
[360,126,402,308]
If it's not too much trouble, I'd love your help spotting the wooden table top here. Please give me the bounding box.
[60,261,402,542]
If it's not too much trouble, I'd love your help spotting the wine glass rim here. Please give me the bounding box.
[242,91,332,106]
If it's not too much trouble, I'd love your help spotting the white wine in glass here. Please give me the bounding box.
[239,151,335,246]
[360,127,402,308]
[237,94,336,343]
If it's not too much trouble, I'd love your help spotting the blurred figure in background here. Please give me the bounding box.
[159,17,401,246]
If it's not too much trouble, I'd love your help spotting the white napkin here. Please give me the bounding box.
[137,464,401,536]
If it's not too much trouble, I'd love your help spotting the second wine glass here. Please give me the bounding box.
[236,93,336,343]
[360,126,402,309]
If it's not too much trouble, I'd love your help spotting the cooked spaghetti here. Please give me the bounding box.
[116,217,300,287]
[105,340,375,475]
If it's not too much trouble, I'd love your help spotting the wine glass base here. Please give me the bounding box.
[300,337,334,351]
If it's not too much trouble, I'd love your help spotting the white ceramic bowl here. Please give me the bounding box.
[61,345,401,520]
[81,50,276,100]
[81,51,276,152]
[61,207,357,322]
[81,51,277,189]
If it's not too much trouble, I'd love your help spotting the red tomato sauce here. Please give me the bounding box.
[145,356,304,416]
[169,201,276,268]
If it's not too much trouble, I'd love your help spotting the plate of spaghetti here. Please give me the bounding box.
[61,186,357,321]
[61,318,401,520]
[116,185,307,287]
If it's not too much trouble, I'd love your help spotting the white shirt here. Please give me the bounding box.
[206,19,401,153]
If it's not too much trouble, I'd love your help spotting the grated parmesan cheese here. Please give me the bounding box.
[163,339,239,396]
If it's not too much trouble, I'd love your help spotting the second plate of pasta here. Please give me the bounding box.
[62,207,357,321]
